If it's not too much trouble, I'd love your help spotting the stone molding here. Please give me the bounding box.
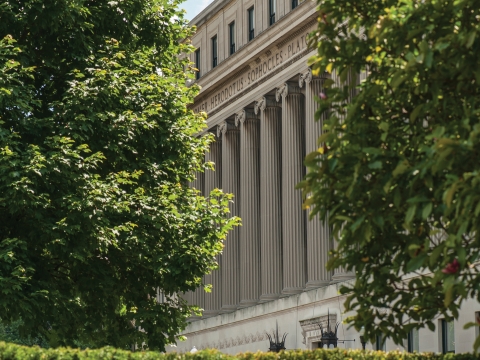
[275,18,317,49]
[197,328,275,350]
[299,314,338,348]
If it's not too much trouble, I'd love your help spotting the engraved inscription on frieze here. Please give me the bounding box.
[193,26,315,115]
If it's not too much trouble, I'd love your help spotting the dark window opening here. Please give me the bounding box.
[211,35,218,68]
[269,0,275,25]
[375,334,386,351]
[441,319,455,354]
[248,7,255,41]
[194,49,200,80]
[229,22,235,55]
[292,0,298,9]
[407,328,419,352]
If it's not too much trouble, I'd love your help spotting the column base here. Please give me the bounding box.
[202,310,220,318]
[259,293,281,302]
[305,280,331,289]
[187,316,202,322]
[238,299,259,308]
[331,272,355,284]
[219,305,238,314]
[281,287,304,295]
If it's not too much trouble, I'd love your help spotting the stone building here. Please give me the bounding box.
[168,0,480,354]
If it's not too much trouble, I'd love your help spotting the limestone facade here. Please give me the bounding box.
[171,0,480,354]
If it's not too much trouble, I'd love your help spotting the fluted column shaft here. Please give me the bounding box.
[218,122,240,312]
[204,135,222,316]
[330,69,356,283]
[190,169,205,311]
[256,97,283,301]
[237,110,261,307]
[276,83,306,294]
[299,70,333,288]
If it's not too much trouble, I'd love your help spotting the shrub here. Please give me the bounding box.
[1,342,480,360]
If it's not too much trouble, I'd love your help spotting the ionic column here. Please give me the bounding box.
[276,82,306,295]
[236,110,261,307]
[299,69,332,288]
[190,169,205,313]
[329,69,356,283]
[218,122,240,313]
[203,132,222,317]
[255,96,283,301]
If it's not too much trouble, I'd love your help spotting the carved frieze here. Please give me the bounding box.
[192,23,316,115]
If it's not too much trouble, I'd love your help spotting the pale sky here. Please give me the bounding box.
[180,0,215,21]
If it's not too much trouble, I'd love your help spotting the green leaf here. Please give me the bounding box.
[444,182,459,207]
[390,71,406,89]
[422,203,432,220]
[410,104,423,122]
[407,253,427,272]
[466,31,476,48]
[429,244,444,267]
[393,160,410,177]
[405,204,417,224]
[473,334,480,352]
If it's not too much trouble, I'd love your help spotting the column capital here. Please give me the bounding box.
[235,109,258,127]
[217,121,238,137]
[235,111,245,127]
[254,98,265,115]
[254,96,278,115]
[276,82,303,102]
[217,122,227,137]
[299,68,313,88]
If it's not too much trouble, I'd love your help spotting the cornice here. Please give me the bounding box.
[193,1,317,95]
[206,47,312,123]
[275,17,317,49]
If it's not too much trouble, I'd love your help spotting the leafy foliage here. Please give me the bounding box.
[0,0,238,351]
[0,319,49,348]
[1,343,480,360]
[302,0,480,350]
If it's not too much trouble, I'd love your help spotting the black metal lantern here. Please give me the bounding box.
[318,310,340,349]
[317,309,355,349]
[266,321,287,352]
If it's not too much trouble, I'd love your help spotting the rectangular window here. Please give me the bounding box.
[376,334,386,351]
[291,0,298,9]
[441,319,455,353]
[269,0,276,25]
[248,7,254,41]
[407,328,419,352]
[229,21,235,55]
[194,49,200,80]
[211,35,218,68]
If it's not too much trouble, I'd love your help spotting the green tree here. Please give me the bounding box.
[0,318,49,348]
[0,0,238,351]
[302,0,480,350]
